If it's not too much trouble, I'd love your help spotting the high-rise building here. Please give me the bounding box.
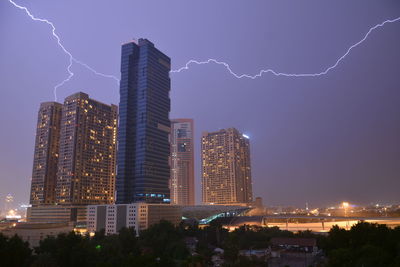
[170,119,195,205]
[30,102,62,205]
[55,92,117,205]
[116,39,171,204]
[201,128,253,205]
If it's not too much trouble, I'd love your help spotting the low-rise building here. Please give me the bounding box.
[270,237,317,254]
[26,205,87,223]
[1,222,74,248]
[87,203,182,235]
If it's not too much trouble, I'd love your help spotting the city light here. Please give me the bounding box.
[6,209,21,220]
[242,134,250,139]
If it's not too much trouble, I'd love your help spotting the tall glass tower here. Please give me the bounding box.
[116,39,171,204]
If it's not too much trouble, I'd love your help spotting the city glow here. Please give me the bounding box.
[6,209,21,219]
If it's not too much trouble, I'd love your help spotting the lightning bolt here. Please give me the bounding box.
[8,0,119,101]
[171,16,400,78]
[8,0,400,89]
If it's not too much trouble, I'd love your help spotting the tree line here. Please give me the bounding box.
[0,220,399,266]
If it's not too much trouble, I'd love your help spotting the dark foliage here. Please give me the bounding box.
[0,233,32,267]
[323,222,400,267]
[1,221,399,266]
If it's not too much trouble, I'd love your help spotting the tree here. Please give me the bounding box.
[139,220,190,264]
[0,233,32,267]
[324,222,400,267]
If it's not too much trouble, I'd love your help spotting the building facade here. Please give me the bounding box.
[170,119,195,205]
[26,205,87,223]
[30,102,62,205]
[87,203,182,235]
[1,223,75,248]
[56,92,118,205]
[201,128,253,205]
[116,39,171,204]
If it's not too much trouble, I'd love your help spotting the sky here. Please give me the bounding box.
[0,0,399,208]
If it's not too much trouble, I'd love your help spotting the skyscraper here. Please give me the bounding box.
[116,39,171,204]
[170,119,195,205]
[30,102,62,205]
[56,92,117,205]
[201,128,253,205]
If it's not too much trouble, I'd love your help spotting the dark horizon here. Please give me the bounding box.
[1,0,400,208]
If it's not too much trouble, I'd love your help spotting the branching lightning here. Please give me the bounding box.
[171,17,400,78]
[8,0,119,101]
[8,0,400,92]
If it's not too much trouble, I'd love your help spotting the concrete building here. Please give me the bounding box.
[116,39,171,204]
[30,102,62,205]
[1,223,75,248]
[87,203,182,235]
[26,205,87,223]
[201,128,253,205]
[27,92,117,223]
[56,92,118,205]
[170,119,195,205]
[254,197,263,208]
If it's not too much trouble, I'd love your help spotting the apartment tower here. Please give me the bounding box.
[55,92,117,205]
[30,102,62,206]
[201,128,253,205]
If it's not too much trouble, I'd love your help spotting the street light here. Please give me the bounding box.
[342,202,350,230]
[342,202,350,218]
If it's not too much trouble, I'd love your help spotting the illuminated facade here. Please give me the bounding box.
[56,92,118,205]
[30,102,62,205]
[201,128,253,205]
[170,119,195,205]
[116,39,171,204]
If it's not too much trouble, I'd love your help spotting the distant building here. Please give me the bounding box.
[201,128,253,205]
[30,102,62,205]
[4,194,14,213]
[56,92,118,205]
[170,119,195,205]
[254,197,263,208]
[87,203,181,235]
[116,39,171,204]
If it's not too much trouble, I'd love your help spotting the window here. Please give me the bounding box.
[178,142,187,152]
[177,129,187,138]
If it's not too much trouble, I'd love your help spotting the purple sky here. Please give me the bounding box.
[1,0,399,208]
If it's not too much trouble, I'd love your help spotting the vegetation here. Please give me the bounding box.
[0,233,32,267]
[0,221,399,266]
[322,222,400,267]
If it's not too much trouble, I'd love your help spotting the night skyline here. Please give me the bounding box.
[1,0,400,207]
